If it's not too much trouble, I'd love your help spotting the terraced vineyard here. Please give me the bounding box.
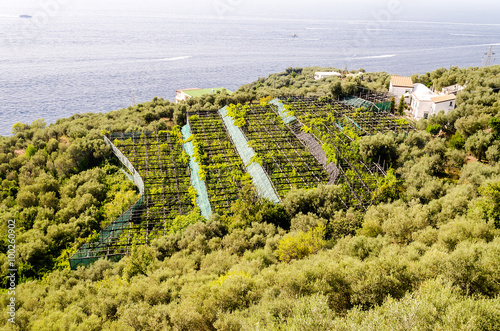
[279,96,415,209]
[286,96,414,135]
[227,103,329,198]
[188,111,251,214]
[70,94,415,268]
[69,129,193,269]
[112,130,193,232]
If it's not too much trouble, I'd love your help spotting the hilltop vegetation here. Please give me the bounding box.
[1,65,500,330]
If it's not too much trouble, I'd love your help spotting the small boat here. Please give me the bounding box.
[19,15,32,18]
[292,33,298,38]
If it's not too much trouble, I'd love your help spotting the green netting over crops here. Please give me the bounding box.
[120,169,133,182]
[269,98,297,124]
[341,97,392,113]
[68,136,146,270]
[182,124,212,219]
[219,106,281,203]
[340,96,373,109]
[104,135,145,195]
[68,195,145,269]
[344,115,363,131]
[68,243,125,270]
[375,101,392,112]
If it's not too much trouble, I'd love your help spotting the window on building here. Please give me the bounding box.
[450,101,453,106]
[424,113,429,119]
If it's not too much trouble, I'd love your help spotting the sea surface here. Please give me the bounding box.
[1,13,500,136]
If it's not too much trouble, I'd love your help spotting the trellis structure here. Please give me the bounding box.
[230,104,329,198]
[283,95,414,135]
[112,131,193,224]
[279,95,416,210]
[69,130,193,269]
[187,110,250,215]
[356,87,394,111]
[269,99,340,184]
[218,106,281,203]
[70,92,416,269]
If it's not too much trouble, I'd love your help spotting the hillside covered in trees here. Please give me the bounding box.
[1,65,500,330]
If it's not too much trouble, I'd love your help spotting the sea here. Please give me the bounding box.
[1,11,500,136]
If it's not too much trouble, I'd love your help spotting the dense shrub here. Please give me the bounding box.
[426,123,442,135]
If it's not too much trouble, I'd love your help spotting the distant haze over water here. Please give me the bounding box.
[1,12,500,135]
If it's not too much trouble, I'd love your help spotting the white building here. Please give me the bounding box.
[410,83,456,119]
[389,76,414,104]
[314,72,342,80]
[431,94,456,114]
[175,88,200,103]
[441,84,465,95]
[411,84,436,119]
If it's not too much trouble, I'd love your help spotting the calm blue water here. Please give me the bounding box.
[1,14,499,136]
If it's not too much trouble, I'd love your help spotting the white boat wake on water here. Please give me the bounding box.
[153,56,192,62]
[129,56,192,64]
[450,33,482,37]
[350,54,396,60]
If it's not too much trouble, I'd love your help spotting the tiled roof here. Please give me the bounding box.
[391,76,414,88]
[431,94,456,103]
